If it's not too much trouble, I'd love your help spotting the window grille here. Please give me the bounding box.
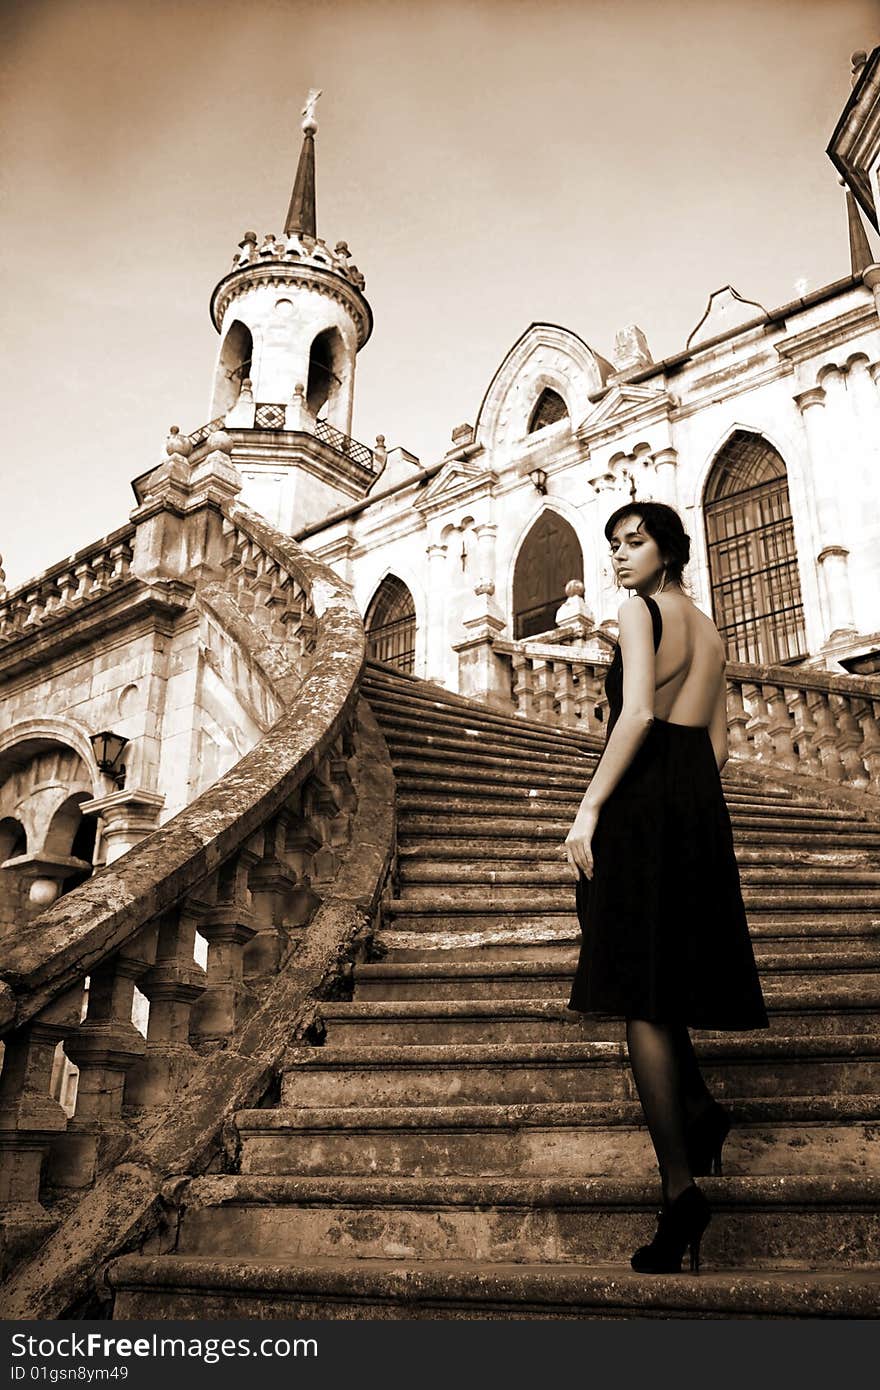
[366,576,416,674]
[704,432,806,664]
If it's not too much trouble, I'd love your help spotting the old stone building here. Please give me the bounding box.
[2,55,880,1319]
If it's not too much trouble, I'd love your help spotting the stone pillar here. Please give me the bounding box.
[424,542,448,684]
[652,447,679,507]
[454,524,510,709]
[793,382,856,641]
[78,790,166,864]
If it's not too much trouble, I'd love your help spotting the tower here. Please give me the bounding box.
[199,92,377,533]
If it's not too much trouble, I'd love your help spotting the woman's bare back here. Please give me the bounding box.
[650,592,727,727]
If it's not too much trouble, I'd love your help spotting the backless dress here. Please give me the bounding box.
[568,593,770,1029]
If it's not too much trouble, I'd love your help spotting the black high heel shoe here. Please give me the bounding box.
[630,1183,712,1274]
[685,1100,731,1176]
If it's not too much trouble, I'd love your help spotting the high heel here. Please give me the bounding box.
[685,1100,731,1176]
[630,1183,712,1275]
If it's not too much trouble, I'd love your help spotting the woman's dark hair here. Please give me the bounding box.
[603,501,692,589]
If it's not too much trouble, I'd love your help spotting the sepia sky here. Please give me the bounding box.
[2,0,879,589]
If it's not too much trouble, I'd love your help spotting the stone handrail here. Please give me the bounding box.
[492,636,880,795]
[0,476,395,1317]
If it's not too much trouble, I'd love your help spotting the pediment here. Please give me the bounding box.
[416,458,497,511]
[581,383,671,429]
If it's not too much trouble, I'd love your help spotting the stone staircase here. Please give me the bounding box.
[108,660,880,1318]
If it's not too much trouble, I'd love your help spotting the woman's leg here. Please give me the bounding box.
[668,1022,715,1122]
[625,1017,693,1205]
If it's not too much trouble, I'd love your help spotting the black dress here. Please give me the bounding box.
[568,593,770,1030]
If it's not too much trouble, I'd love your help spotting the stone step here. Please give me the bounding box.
[173,1173,880,1273]
[363,679,600,752]
[396,859,880,888]
[353,951,880,1001]
[378,910,880,951]
[106,1250,880,1319]
[396,838,878,868]
[233,1101,880,1181]
[388,884,880,911]
[280,1036,880,1106]
[395,789,872,831]
[396,811,880,849]
[318,989,880,1045]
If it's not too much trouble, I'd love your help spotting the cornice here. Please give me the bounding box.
[774,301,878,365]
[210,260,373,347]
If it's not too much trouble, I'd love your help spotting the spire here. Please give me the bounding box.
[284,88,321,239]
[843,178,874,275]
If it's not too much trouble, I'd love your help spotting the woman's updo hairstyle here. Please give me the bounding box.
[603,500,692,591]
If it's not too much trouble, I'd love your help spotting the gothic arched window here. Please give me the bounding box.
[307,328,344,417]
[704,431,806,664]
[528,388,569,433]
[513,511,584,639]
[365,576,416,674]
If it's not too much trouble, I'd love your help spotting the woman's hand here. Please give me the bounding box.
[564,805,600,881]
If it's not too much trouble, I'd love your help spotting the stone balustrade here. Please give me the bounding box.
[492,636,880,795]
[0,528,136,647]
[0,494,394,1318]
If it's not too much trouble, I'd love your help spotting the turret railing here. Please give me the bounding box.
[492,632,880,796]
[0,441,395,1318]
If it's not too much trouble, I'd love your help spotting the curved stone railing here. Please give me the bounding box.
[0,486,395,1318]
[492,636,880,795]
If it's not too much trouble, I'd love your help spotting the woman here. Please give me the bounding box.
[563,500,769,1276]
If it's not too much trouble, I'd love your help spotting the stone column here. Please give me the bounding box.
[652,447,679,507]
[455,524,510,711]
[424,542,448,684]
[793,382,856,641]
[844,356,880,488]
[78,790,166,864]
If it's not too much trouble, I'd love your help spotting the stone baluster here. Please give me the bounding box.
[834,695,869,788]
[741,683,772,762]
[511,654,535,720]
[246,819,301,976]
[788,690,822,779]
[123,909,206,1114]
[48,926,158,1187]
[762,684,798,772]
[72,560,96,606]
[805,690,846,784]
[53,568,79,613]
[851,697,880,792]
[22,587,44,630]
[190,858,258,1043]
[531,660,556,723]
[726,681,751,761]
[0,991,81,1271]
[553,662,577,727]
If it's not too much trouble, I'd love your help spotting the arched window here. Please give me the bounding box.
[214,320,253,417]
[513,511,584,639]
[365,576,416,674]
[528,388,569,434]
[0,817,26,863]
[704,431,806,664]
[307,328,344,417]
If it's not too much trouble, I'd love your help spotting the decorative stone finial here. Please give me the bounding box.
[565,579,585,599]
[301,88,322,135]
[851,50,868,86]
[166,425,193,459]
[205,427,233,455]
[0,553,6,599]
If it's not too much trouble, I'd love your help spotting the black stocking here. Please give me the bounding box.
[668,1022,715,1122]
[625,1017,693,1205]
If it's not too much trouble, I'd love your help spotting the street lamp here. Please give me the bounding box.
[529,467,548,495]
[89,731,129,788]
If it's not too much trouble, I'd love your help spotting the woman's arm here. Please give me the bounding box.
[709,673,729,772]
[578,596,656,812]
